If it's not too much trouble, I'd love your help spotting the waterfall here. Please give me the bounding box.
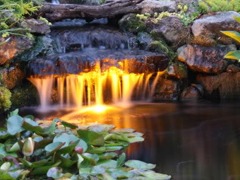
[52,0,60,4]
[29,66,163,111]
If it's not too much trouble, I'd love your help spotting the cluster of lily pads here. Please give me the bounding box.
[0,109,171,179]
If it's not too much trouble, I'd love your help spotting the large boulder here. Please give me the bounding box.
[177,44,235,74]
[197,72,240,101]
[150,16,191,49]
[191,11,240,46]
[0,36,34,65]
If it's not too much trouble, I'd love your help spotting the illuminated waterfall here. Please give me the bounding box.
[29,63,163,111]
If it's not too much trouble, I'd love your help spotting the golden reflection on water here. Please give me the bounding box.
[35,103,240,179]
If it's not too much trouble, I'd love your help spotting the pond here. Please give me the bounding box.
[19,102,240,180]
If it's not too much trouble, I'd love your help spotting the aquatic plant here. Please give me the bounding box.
[0,86,11,111]
[0,110,171,179]
[221,16,240,62]
[198,0,240,13]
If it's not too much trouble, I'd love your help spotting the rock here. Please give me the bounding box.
[226,64,240,73]
[27,49,169,76]
[177,44,235,74]
[153,78,180,101]
[197,72,240,101]
[137,0,176,14]
[20,18,51,34]
[147,40,176,59]
[0,36,34,65]
[181,84,203,102]
[150,16,191,48]
[0,66,25,89]
[137,32,153,50]
[191,11,240,45]
[118,13,147,34]
[11,83,38,109]
[17,35,54,61]
[167,62,188,79]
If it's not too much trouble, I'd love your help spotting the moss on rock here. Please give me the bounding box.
[119,14,147,34]
[10,82,38,109]
[0,86,11,112]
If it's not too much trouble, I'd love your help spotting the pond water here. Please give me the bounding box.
[20,102,240,180]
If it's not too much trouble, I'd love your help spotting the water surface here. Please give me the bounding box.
[20,102,240,180]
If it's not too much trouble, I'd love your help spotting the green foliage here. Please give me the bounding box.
[119,14,147,34]
[198,0,240,13]
[0,0,41,43]
[0,86,11,111]
[137,3,200,27]
[0,111,171,179]
[222,16,240,63]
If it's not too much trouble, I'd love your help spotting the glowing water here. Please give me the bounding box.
[29,65,163,111]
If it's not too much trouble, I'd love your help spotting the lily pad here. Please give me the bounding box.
[125,160,156,171]
[77,129,104,146]
[7,115,23,135]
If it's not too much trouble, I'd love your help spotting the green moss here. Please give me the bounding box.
[148,39,176,60]
[0,86,11,111]
[11,83,38,109]
[119,14,147,34]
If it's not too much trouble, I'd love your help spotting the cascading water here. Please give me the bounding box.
[29,63,164,111]
[52,0,60,4]
[27,19,168,112]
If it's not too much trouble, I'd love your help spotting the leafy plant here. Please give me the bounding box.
[198,0,240,13]
[221,16,240,62]
[0,110,171,179]
[0,0,41,44]
[137,3,199,27]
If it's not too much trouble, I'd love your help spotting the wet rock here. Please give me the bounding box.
[181,84,203,102]
[118,14,147,34]
[138,0,176,14]
[0,66,25,89]
[153,78,180,101]
[51,25,136,53]
[191,11,240,45]
[137,32,153,50]
[11,83,38,109]
[167,62,188,79]
[20,18,51,34]
[147,40,176,59]
[27,49,169,76]
[17,35,54,61]
[150,16,191,49]
[177,44,235,74]
[0,36,34,65]
[226,64,240,73]
[197,72,240,101]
